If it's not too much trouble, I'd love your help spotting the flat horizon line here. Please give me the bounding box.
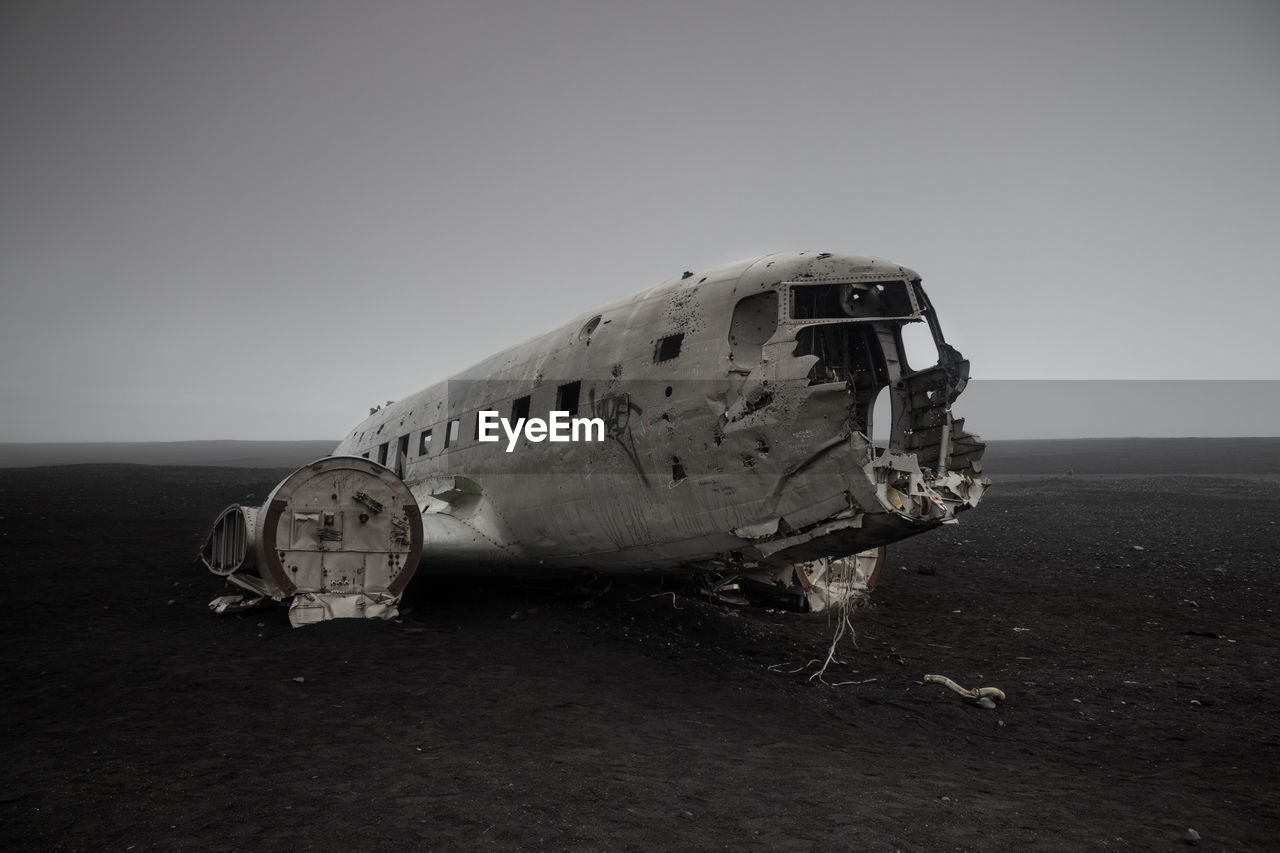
[3,436,1280,445]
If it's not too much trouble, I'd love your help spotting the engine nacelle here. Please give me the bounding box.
[200,456,424,626]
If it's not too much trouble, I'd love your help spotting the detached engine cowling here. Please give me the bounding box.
[199,456,424,626]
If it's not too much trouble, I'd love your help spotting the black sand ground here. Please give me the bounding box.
[1,458,1278,850]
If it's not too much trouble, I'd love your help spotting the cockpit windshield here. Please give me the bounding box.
[789,280,917,321]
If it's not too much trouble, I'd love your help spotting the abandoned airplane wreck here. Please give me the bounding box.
[201,252,987,625]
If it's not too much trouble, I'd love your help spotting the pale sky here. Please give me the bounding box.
[2,0,1277,441]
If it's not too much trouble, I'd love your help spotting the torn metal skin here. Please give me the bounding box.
[199,252,986,623]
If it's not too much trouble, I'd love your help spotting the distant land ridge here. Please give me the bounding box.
[1,437,1278,475]
[0,440,337,469]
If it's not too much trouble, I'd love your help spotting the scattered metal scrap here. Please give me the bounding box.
[923,673,1007,709]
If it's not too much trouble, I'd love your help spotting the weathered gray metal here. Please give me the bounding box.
[200,456,423,625]
[202,251,987,622]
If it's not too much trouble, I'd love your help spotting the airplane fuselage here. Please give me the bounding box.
[202,252,986,624]
[332,251,985,575]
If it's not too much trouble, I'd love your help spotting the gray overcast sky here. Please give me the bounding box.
[2,0,1277,441]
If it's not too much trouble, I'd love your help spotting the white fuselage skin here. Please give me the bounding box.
[333,252,985,576]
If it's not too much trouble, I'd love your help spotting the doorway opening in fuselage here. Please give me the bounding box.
[793,321,891,449]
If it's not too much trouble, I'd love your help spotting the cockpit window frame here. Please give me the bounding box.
[781,277,922,324]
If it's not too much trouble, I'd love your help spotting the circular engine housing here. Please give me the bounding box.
[200,456,423,609]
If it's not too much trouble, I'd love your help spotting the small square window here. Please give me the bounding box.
[654,333,684,363]
[511,394,531,422]
[556,381,581,417]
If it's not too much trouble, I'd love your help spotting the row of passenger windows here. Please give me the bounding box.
[352,329,692,462]
[355,328,693,470]
[360,381,583,467]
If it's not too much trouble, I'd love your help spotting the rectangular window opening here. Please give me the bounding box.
[511,394,531,422]
[654,333,684,363]
[377,442,389,466]
[444,419,460,449]
[418,429,433,455]
[790,281,916,320]
[556,381,581,417]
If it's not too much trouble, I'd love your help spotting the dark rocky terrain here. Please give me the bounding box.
[1,446,1278,850]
